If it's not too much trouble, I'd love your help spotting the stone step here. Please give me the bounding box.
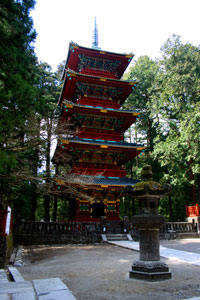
[9,247,18,264]
[0,269,9,283]
[33,277,77,300]
[176,232,200,239]
[0,281,35,296]
[106,234,128,241]
[8,266,24,282]
[0,278,77,300]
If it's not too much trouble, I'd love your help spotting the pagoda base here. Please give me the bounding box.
[129,260,171,281]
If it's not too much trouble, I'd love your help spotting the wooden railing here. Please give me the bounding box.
[100,216,132,234]
[15,221,101,234]
[161,222,196,233]
[14,220,198,237]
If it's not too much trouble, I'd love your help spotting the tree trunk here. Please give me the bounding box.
[44,119,52,221]
[44,195,50,221]
[188,159,196,205]
[53,166,59,221]
[135,124,139,168]
[168,195,174,222]
[53,195,57,221]
[31,182,37,221]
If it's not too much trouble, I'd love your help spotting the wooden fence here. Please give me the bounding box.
[162,221,196,233]
[15,220,101,234]
[15,219,198,236]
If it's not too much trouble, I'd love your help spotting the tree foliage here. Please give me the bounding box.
[0,0,38,211]
[123,56,159,150]
[123,36,200,220]
[151,35,200,209]
[0,1,62,221]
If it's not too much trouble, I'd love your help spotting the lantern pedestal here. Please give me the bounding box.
[126,165,172,281]
[129,214,171,281]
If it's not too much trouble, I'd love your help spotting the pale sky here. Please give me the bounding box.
[31,0,200,71]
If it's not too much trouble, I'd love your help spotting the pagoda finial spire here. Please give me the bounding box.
[92,17,100,49]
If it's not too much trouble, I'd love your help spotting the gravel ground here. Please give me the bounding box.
[19,242,200,300]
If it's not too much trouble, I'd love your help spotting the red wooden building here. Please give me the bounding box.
[53,39,145,222]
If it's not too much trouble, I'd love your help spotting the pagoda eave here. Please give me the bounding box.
[60,101,141,132]
[55,176,139,190]
[62,100,141,117]
[63,42,134,80]
[52,138,145,165]
[58,70,136,107]
[60,138,145,151]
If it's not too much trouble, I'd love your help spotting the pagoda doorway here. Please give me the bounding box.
[91,203,106,219]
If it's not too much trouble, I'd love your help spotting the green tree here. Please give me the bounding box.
[0,0,38,213]
[123,56,159,151]
[151,35,200,218]
[123,56,161,186]
[35,62,61,221]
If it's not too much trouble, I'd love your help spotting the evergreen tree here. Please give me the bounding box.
[123,56,160,182]
[35,62,60,221]
[0,0,37,213]
[151,35,200,219]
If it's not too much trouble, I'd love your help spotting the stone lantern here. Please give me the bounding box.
[126,165,172,281]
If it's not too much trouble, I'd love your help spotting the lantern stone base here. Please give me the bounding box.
[130,260,172,281]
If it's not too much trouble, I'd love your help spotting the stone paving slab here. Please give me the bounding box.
[184,298,200,300]
[160,246,200,266]
[38,289,76,300]
[12,291,36,300]
[33,277,69,295]
[0,269,9,283]
[0,281,34,294]
[0,295,10,300]
[33,278,77,300]
[108,240,200,266]
[8,266,24,282]
[0,278,77,300]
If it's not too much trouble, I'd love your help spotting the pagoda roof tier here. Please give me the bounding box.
[61,101,141,132]
[63,42,134,80]
[58,70,136,107]
[61,137,145,150]
[53,138,146,164]
[55,176,139,188]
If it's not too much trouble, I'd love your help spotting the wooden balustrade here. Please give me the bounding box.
[15,221,101,234]
[161,222,196,233]
[14,220,198,236]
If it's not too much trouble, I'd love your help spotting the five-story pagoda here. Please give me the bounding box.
[53,21,145,222]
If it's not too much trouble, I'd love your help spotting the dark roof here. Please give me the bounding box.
[62,41,134,80]
[56,175,139,187]
[66,68,135,83]
[93,176,139,186]
[63,137,144,148]
[58,69,136,107]
[62,100,141,115]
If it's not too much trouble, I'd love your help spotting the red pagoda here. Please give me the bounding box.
[53,21,145,222]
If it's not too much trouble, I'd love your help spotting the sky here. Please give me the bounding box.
[30,0,200,71]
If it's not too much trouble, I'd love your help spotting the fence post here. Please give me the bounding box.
[196,217,200,234]
[123,216,129,233]
[100,216,106,233]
